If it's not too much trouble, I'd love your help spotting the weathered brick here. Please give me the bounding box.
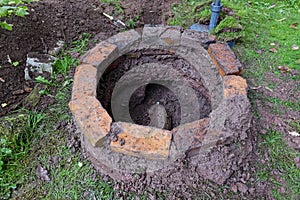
[181,29,216,49]
[224,75,247,98]
[171,118,209,157]
[208,43,242,76]
[107,29,141,54]
[69,96,112,147]
[71,64,97,101]
[80,41,119,81]
[110,122,171,160]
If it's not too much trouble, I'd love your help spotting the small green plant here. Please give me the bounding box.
[0,112,44,199]
[0,0,36,30]
[53,33,91,76]
[126,14,140,29]
[35,75,52,85]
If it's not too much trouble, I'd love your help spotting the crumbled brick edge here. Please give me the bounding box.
[69,26,252,185]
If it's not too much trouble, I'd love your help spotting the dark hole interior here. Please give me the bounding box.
[97,49,212,130]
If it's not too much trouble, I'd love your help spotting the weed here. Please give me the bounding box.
[0,111,44,199]
[52,33,91,76]
[126,14,140,29]
[35,76,52,86]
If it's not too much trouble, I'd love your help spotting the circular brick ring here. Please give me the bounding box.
[69,26,253,184]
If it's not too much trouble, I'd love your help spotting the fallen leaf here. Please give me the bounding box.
[270,42,276,46]
[78,162,83,167]
[278,66,290,73]
[0,77,5,83]
[292,44,299,50]
[290,23,298,29]
[289,131,300,137]
[1,103,8,108]
[269,48,277,53]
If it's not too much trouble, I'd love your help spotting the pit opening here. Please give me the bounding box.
[97,49,212,130]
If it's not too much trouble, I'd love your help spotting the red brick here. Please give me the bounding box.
[208,43,242,76]
[110,122,171,160]
[69,96,112,147]
[224,75,247,98]
[71,64,97,101]
[80,41,118,73]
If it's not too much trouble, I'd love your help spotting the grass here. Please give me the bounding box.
[258,130,300,200]
[0,111,44,199]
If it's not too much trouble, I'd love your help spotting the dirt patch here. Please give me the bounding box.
[250,71,300,151]
[102,0,180,26]
[0,0,117,116]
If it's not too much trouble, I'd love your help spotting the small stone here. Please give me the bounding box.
[292,44,299,50]
[12,89,25,95]
[294,157,300,168]
[24,86,33,93]
[236,182,248,193]
[36,164,51,182]
[0,77,5,82]
[230,184,238,193]
[248,188,255,195]
[119,138,125,146]
[279,187,286,194]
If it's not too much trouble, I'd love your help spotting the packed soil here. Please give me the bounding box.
[97,50,211,130]
[0,0,299,199]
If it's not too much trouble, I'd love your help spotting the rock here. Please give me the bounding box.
[294,157,300,168]
[12,89,25,95]
[36,164,51,182]
[230,184,238,193]
[25,52,56,80]
[236,182,248,193]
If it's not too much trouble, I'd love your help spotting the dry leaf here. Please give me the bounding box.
[269,48,277,53]
[278,66,290,73]
[292,44,299,50]
[290,23,298,29]
[288,131,300,137]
